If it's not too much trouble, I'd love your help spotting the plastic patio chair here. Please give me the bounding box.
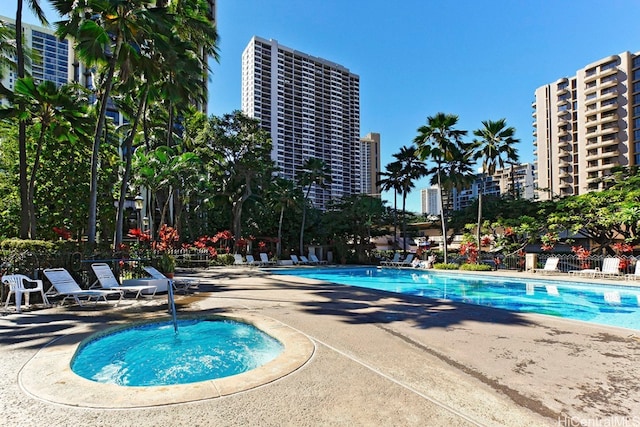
[2,274,50,313]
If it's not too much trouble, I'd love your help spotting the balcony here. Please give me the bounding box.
[557,140,571,150]
[599,78,617,90]
[599,66,618,78]
[556,98,570,106]
[599,101,618,112]
[601,149,620,159]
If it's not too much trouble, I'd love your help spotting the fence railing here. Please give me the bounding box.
[489,253,638,274]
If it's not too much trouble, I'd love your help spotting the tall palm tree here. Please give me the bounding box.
[377,161,403,249]
[471,119,519,255]
[414,113,468,264]
[393,145,428,252]
[267,177,300,257]
[16,0,48,238]
[297,157,332,255]
[5,78,91,238]
[52,0,156,244]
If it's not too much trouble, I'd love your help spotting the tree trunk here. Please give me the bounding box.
[16,1,30,238]
[476,178,484,262]
[114,86,148,249]
[277,206,284,257]
[26,129,47,239]
[87,42,121,244]
[437,166,448,264]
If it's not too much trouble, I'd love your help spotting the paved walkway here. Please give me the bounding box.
[1,267,639,426]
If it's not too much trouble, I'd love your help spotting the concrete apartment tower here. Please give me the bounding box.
[360,132,381,197]
[241,36,362,209]
[533,51,640,200]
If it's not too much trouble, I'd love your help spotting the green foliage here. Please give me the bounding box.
[433,263,459,270]
[0,238,57,275]
[459,263,492,271]
[216,253,236,266]
[158,252,176,274]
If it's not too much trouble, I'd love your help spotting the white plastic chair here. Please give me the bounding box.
[2,274,50,313]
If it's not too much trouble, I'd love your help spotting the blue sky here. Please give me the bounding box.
[4,1,640,213]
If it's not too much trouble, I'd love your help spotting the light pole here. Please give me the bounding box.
[134,195,143,230]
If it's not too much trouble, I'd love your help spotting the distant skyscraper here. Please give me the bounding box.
[360,132,381,197]
[241,36,362,209]
[533,51,640,200]
[0,16,71,93]
[421,186,441,216]
[442,163,535,211]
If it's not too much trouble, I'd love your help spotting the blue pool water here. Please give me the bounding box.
[72,318,284,386]
[272,267,640,330]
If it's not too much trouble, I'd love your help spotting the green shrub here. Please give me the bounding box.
[217,253,235,266]
[459,263,493,271]
[433,263,459,270]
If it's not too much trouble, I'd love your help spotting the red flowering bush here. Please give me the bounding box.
[572,245,591,269]
[459,242,478,264]
[52,226,72,240]
[540,232,558,252]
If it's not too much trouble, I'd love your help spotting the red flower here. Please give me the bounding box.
[53,226,72,240]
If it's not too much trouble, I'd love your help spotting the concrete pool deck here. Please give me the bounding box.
[1,266,640,426]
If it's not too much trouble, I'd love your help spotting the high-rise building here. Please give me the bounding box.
[421,186,441,216]
[360,132,381,197]
[0,16,72,95]
[533,51,640,201]
[426,163,535,212]
[241,36,362,209]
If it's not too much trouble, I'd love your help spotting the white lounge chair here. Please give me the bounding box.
[626,260,640,281]
[43,268,122,307]
[246,254,262,267]
[598,258,621,279]
[290,254,303,265]
[309,254,328,265]
[142,266,198,293]
[299,255,313,265]
[569,265,600,278]
[531,257,560,274]
[90,263,157,299]
[381,253,401,267]
[392,254,414,268]
[233,254,246,266]
[259,253,276,266]
[2,274,50,313]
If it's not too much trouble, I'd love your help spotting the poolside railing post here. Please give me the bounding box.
[167,279,178,333]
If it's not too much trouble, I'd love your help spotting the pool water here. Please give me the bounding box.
[72,318,284,386]
[272,267,640,330]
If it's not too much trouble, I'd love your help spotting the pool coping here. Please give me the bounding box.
[18,311,315,408]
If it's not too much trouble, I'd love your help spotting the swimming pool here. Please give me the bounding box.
[271,267,640,330]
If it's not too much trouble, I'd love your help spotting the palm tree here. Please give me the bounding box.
[16,0,48,238]
[414,113,468,264]
[52,0,157,244]
[377,161,403,249]
[267,177,300,257]
[393,145,428,252]
[471,119,519,255]
[297,158,332,255]
[3,78,91,238]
